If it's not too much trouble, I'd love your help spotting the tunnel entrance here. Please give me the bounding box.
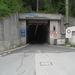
[26,20,50,44]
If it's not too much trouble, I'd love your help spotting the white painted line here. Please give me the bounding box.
[49,51,54,53]
[70,47,75,49]
[0,44,29,54]
[3,53,7,55]
[8,51,11,53]
[36,50,41,53]
[10,44,29,52]
[40,62,53,66]
[0,55,2,57]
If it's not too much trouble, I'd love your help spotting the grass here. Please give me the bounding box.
[65,41,75,47]
[10,44,25,50]
[70,44,75,47]
[0,44,25,53]
[0,50,6,53]
[16,45,22,47]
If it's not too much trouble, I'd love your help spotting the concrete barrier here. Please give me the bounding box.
[54,39,65,45]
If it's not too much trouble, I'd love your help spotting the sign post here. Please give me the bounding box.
[66,28,72,38]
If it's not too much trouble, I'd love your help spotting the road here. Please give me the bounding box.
[0,44,75,75]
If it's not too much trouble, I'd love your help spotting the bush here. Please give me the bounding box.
[70,44,75,47]
[0,0,23,18]
[65,41,75,47]
[0,3,10,18]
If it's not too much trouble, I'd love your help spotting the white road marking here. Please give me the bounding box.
[0,55,2,57]
[3,53,7,55]
[8,51,11,53]
[10,44,29,52]
[35,53,75,75]
[36,50,41,53]
[70,47,75,49]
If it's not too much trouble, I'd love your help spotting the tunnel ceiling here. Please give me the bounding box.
[27,20,49,25]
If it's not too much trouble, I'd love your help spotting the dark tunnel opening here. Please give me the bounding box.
[26,20,50,44]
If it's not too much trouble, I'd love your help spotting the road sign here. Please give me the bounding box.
[50,31,53,38]
[50,31,58,38]
[67,29,71,34]
[20,29,26,37]
[66,28,72,38]
[53,31,57,37]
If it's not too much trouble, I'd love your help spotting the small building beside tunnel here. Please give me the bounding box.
[19,13,65,45]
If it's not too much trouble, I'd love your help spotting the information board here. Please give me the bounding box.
[20,29,26,37]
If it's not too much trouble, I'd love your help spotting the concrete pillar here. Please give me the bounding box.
[50,20,60,45]
[20,20,26,45]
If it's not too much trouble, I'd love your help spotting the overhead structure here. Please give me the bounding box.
[19,13,64,45]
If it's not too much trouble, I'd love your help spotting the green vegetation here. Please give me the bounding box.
[65,41,75,47]
[0,0,23,18]
[70,44,75,47]
[0,0,75,18]
[0,50,6,52]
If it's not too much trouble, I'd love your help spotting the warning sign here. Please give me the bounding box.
[66,28,72,38]
[50,31,58,38]
[50,31,53,38]
[53,31,57,37]
[67,29,71,34]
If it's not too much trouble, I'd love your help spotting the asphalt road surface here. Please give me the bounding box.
[0,44,75,75]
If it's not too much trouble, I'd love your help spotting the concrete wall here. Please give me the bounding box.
[19,13,62,20]
[19,20,26,45]
[50,20,61,44]
[0,13,63,50]
[0,13,20,51]
[0,20,4,50]
[19,13,62,45]
[0,13,75,50]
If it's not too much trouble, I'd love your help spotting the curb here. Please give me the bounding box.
[47,44,75,49]
[0,44,29,55]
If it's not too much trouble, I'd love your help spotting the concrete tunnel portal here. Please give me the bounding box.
[26,20,50,44]
[19,13,63,45]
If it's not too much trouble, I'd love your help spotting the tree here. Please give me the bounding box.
[69,0,75,17]
[0,1,10,18]
[0,0,23,18]
[57,1,65,15]
[0,0,75,18]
